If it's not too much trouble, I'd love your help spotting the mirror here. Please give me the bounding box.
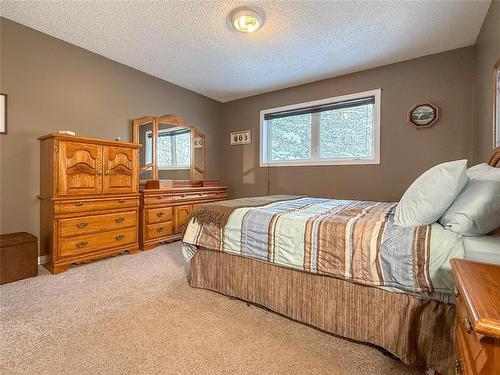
[133,115,206,185]
[157,121,191,180]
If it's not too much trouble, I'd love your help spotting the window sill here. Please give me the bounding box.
[260,158,380,167]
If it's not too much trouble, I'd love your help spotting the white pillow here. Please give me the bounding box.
[395,160,468,227]
[440,163,500,236]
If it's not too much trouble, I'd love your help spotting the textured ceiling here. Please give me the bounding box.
[0,1,491,102]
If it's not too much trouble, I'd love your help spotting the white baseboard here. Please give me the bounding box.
[38,255,49,265]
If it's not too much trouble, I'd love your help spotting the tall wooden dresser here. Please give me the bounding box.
[38,134,141,274]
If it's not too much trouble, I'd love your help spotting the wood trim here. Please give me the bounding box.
[492,60,500,149]
[487,146,500,167]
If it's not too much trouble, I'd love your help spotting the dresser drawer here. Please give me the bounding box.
[60,227,137,257]
[172,191,225,203]
[145,221,174,240]
[146,207,173,224]
[59,211,137,237]
[455,293,483,367]
[56,197,139,214]
[144,194,173,206]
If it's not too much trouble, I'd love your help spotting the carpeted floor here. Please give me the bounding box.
[0,242,423,375]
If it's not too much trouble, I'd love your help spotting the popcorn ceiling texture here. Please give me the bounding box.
[0,1,490,102]
[0,243,421,375]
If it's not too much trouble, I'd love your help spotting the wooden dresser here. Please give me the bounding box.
[140,184,227,250]
[451,259,500,375]
[39,134,141,274]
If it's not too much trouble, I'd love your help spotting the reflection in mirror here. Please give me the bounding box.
[138,121,154,180]
[157,123,191,180]
[192,130,205,182]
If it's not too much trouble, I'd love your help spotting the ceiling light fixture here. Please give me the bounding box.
[231,8,263,33]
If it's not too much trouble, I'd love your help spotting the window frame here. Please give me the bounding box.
[260,89,381,167]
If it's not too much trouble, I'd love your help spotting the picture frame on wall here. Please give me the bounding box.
[494,61,500,147]
[0,93,6,134]
[408,103,439,128]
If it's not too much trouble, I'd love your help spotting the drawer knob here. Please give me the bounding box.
[76,241,88,248]
[462,316,473,334]
[97,170,102,176]
[76,202,84,207]
[157,196,165,199]
[181,194,188,198]
[118,199,126,203]
[76,222,88,229]
[157,227,165,233]
[199,193,204,196]
[115,217,125,223]
[105,170,110,176]
[115,234,125,241]
[157,212,164,217]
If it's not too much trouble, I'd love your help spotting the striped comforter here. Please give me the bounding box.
[182,197,434,295]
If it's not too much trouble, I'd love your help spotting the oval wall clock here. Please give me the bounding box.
[408,103,439,128]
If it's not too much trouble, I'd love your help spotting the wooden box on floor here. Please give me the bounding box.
[0,232,38,284]
[38,134,141,274]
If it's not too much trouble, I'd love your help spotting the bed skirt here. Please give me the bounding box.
[189,247,456,375]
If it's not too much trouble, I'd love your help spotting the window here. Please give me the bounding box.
[145,129,191,169]
[260,89,381,166]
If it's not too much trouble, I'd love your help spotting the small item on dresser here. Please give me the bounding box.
[451,259,500,375]
[0,232,38,284]
[202,180,222,187]
[57,130,75,136]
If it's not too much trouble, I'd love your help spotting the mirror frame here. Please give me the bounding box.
[132,114,206,184]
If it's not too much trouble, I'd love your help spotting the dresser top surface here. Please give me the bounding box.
[451,259,500,338]
[38,133,141,148]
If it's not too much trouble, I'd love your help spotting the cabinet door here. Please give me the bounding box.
[102,146,137,194]
[174,205,193,233]
[57,141,102,196]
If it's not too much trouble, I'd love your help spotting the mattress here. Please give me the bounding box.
[463,235,500,264]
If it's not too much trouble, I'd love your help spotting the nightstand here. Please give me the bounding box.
[450,259,500,375]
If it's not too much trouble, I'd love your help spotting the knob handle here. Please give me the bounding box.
[115,234,125,241]
[115,217,125,223]
[76,222,88,229]
[157,212,164,217]
[97,170,102,176]
[462,316,473,334]
[157,227,164,233]
[105,170,110,175]
[76,241,88,248]
[118,199,126,203]
[76,201,84,207]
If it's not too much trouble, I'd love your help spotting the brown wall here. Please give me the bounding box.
[0,18,223,237]
[473,0,500,163]
[221,47,476,201]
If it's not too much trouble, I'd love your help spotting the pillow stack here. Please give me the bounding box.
[440,163,500,236]
[395,160,500,236]
[394,160,468,227]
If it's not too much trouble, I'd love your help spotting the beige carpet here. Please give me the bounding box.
[0,242,422,375]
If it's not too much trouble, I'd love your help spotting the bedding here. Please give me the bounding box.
[183,196,464,300]
[463,235,500,264]
[440,163,500,235]
[394,159,467,227]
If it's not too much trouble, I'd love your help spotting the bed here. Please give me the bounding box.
[182,150,500,375]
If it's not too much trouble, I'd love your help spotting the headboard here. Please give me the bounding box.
[488,147,500,167]
[488,147,500,236]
